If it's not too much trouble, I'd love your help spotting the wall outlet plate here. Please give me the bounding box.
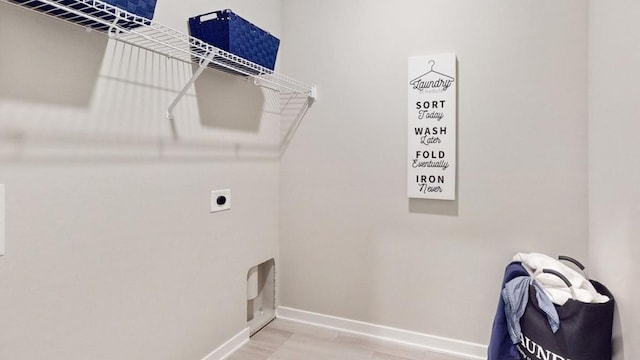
[210,189,231,213]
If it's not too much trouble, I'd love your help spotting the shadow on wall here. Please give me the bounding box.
[409,198,459,216]
[632,203,640,360]
[612,302,625,360]
[194,66,264,133]
[613,206,640,360]
[0,2,295,162]
[0,4,106,107]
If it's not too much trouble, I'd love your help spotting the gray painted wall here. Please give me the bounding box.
[589,1,640,359]
[2,0,638,358]
[279,0,589,346]
[0,0,282,359]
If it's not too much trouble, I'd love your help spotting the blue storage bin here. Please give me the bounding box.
[188,9,280,73]
[11,0,157,30]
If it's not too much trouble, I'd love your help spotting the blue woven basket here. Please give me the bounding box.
[11,0,157,30]
[188,9,280,74]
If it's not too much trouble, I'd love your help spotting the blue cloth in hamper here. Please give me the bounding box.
[502,276,560,344]
[487,262,529,360]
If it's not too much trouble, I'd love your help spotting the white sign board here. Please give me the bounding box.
[407,53,457,200]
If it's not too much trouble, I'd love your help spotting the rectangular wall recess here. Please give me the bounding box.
[247,258,275,335]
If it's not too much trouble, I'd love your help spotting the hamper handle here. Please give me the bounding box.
[558,255,590,280]
[540,268,576,299]
[558,255,585,270]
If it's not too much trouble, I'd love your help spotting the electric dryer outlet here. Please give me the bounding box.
[210,189,231,213]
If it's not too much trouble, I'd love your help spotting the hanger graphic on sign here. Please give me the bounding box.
[411,60,455,83]
[410,60,455,91]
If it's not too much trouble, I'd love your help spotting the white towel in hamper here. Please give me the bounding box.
[513,252,610,305]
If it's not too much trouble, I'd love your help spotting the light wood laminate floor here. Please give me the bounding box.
[227,318,465,360]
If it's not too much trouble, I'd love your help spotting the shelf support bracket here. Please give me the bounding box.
[107,9,124,38]
[166,51,216,120]
[309,85,318,103]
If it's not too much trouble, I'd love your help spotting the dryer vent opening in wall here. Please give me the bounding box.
[247,258,275,335]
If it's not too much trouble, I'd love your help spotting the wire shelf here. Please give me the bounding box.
[1,0,315,97]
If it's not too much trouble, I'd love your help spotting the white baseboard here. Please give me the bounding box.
[201,327,250,360]
[276,306,487,360]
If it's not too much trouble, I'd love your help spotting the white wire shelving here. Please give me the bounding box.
[1,0,317,123]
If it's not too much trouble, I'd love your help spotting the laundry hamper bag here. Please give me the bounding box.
[188,9,280,75]
[11,0,157,30]
[518,268,615,360]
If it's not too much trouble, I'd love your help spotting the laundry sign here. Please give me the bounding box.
[407,53,457,200]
